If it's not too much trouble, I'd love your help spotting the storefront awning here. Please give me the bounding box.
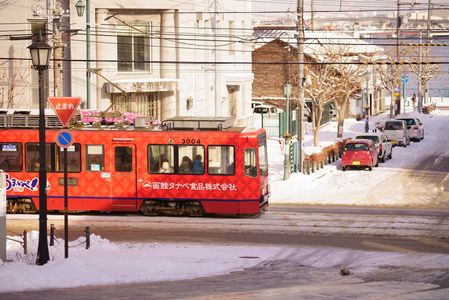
[105,78,179,94]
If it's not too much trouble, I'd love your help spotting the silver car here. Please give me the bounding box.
[355,132,393,162]
[396,117,424,142]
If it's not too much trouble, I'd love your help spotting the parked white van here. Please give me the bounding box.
[383,120,410,147]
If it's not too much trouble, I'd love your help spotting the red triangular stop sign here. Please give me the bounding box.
[48,97,82,127]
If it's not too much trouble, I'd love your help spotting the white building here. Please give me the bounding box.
[0,0,254,126]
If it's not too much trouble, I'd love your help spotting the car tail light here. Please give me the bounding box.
[343,151,346,156]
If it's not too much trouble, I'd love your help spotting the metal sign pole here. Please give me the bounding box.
[55,129,74,259]
[64,147,68,258]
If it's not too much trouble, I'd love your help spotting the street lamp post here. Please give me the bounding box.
[75,0,90,109]
[28,37,52,265]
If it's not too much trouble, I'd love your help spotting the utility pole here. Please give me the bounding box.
[53,0,63,96]
[86,0,91,108]
[296,0,305,173]
[394,0,401,117]
[418,30,422,112]
[311,0,315,31]
[61,0,71,96]
[424,0,432,106]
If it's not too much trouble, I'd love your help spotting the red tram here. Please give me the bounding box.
[0,115,269,216]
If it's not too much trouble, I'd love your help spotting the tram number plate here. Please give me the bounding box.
[181,139,200,144]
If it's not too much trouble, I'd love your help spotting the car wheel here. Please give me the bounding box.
[342,166,346,171]
[368,166,373,171]
[388,151,392,159]
[374,159,379,167]
[421,131,424,140]
[380,154,385,163]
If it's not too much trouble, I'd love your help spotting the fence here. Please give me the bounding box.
[254,113,280,138]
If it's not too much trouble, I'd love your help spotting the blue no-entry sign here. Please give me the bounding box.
[55,129,74,149]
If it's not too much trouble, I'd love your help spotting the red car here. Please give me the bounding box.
[341,139,379,171]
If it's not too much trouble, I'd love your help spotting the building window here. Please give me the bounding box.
[117,23,151,72]
[228,20,235,54]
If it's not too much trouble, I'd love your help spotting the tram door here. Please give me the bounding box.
[111,144,137,210]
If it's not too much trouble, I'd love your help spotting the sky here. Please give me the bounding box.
[251,0,448,12]
[2,100,449,296]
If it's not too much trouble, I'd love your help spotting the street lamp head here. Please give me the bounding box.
[27,38,52,70]
[75,0,86,17]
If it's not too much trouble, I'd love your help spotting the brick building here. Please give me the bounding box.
[252,28,387,117]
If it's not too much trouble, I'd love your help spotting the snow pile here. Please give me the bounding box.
[0,231,282,293]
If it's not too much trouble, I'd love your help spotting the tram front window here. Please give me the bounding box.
[258,143,268,176]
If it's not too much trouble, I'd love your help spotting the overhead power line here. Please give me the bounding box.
[1,57,448,65]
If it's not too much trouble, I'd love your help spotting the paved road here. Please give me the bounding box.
[6,206,449,252]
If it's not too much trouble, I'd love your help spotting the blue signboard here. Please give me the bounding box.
[400,74,409,84]
[55,129,74,149]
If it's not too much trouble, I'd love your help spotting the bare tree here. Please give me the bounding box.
[375,47,410,118]
[304,62,335,146]
[408,47,440,111]
[326,47,366,138]
[0,59,28,109]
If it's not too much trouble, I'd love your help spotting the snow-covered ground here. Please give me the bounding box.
[269,109,449,207]
[1,232,449,297]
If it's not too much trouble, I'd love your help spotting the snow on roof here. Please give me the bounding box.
[254,29,384,57]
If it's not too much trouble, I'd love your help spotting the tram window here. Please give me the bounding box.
[148,145,174,174]
[25,143,81,172]
[85,145,105,172]
[244,148,257,178]
[115,146,132,172]
[178,145,204,175]
[258,144,268,176]
[208,146,234,175]
[0,143,22,172]
[25,144,40,172]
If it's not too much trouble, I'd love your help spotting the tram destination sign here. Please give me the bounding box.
[48,97,82,128]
